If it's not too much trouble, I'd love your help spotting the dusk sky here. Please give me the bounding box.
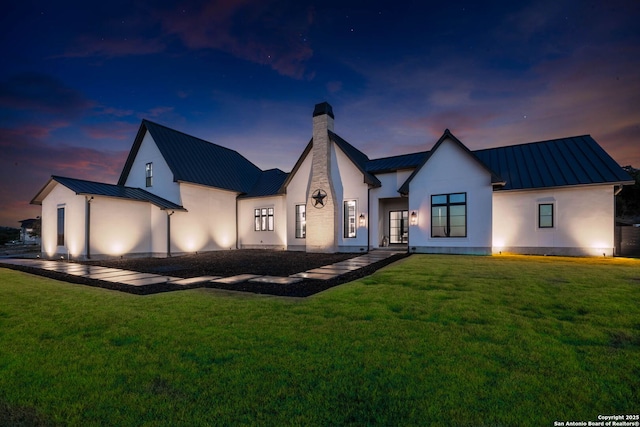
[1,0,638,227]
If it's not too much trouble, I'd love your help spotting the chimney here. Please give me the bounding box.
[313,102,334,133]
[306,102,338,253]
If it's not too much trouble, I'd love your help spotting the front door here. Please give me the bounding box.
[389,210,408,244]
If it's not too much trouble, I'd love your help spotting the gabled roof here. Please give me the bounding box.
[474,135,635,190]
[239,169,289,198]
[329,131,381,187]
[31,176,185,211]
[118,120,262,193]
[399,129,505,194]
[278,132,383,194]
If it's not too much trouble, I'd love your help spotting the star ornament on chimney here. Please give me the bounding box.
[312,189,327,208]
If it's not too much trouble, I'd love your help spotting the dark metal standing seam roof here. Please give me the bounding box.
[474,135,634,190]
[119,120,262,194]
[240,169,289,198]
[366,151,428,173]
[45,176,186,210]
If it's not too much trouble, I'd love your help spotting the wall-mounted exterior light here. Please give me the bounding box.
[359,213,366,227]
[410,211,418,226]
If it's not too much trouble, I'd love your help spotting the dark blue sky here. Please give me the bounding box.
[1,0,639,226]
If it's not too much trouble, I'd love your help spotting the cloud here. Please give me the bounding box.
[332,30,640,167]
[0,127,128,226]
[326,81,342,93]
[57,35,166,58]
[0,73,93,116]
[159,0,314,78]
[82,121,137,141]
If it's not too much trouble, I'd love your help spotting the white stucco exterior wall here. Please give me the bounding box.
[170,182,238,253]
[122,131,181,204]
[332,144,369,252]
[89,197,152,257]
[40,184,86,258]
[407,138,493,254]
[492,185,616,256]
[285,152,312,251]
[237,196,287,249]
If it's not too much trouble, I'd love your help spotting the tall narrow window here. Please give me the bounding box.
[295,204,306,238]
[145,162,153,187]
[254,207,275,231]
[539,203,554,228]
[57,207,65,246]
[431,193,466,238]
[267,208,274,231]
[344,200,357,238]
[254,209,261,231]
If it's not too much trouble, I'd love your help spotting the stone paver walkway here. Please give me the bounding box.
[0,250,400,293]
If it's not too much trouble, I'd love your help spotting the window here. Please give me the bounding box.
[145,162,153,187]
[539,203,554,228]
[295,204,306,238]
[344,200,357,238]
[431,193,466,238]
[254,207,274,231]
[57,207,65,246]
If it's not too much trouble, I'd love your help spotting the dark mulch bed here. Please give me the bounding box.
[83,250,360,278]
[3,250,408,297]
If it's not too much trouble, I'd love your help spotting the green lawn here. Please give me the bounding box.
[1,254,639,426]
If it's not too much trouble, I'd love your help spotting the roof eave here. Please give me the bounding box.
[494,180,636,192]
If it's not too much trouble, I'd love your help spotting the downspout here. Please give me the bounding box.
[235,197,239,249]
[85,196,93,259]
[614,184,623,256]
[367,187,371,252]
[167,210,174,257]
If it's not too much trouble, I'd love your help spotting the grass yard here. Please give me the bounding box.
[1,254,639,426]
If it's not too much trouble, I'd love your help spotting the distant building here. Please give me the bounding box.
[19,218,40,244]
[31,102,634,259]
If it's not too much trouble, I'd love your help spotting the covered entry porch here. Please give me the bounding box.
[377,197,409,249]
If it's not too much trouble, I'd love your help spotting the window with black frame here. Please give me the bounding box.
[295,204,306,238]
[344,200,356,238]
[145,162,153,187]
[254,208,274,231]
[538,203,554,228]
[431,193,466,237]
[57,207,65,246]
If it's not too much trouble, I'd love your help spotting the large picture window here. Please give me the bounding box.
[295,204,306,238]
[431,193,466,238]
[145,162,153,187]
[254,207,274,231]
[344,200,357,238]
[538,203,554,228]
[57,207,65,246]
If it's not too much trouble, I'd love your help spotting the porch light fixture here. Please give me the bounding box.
[359,213,366,227]
[410,211,418,226]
